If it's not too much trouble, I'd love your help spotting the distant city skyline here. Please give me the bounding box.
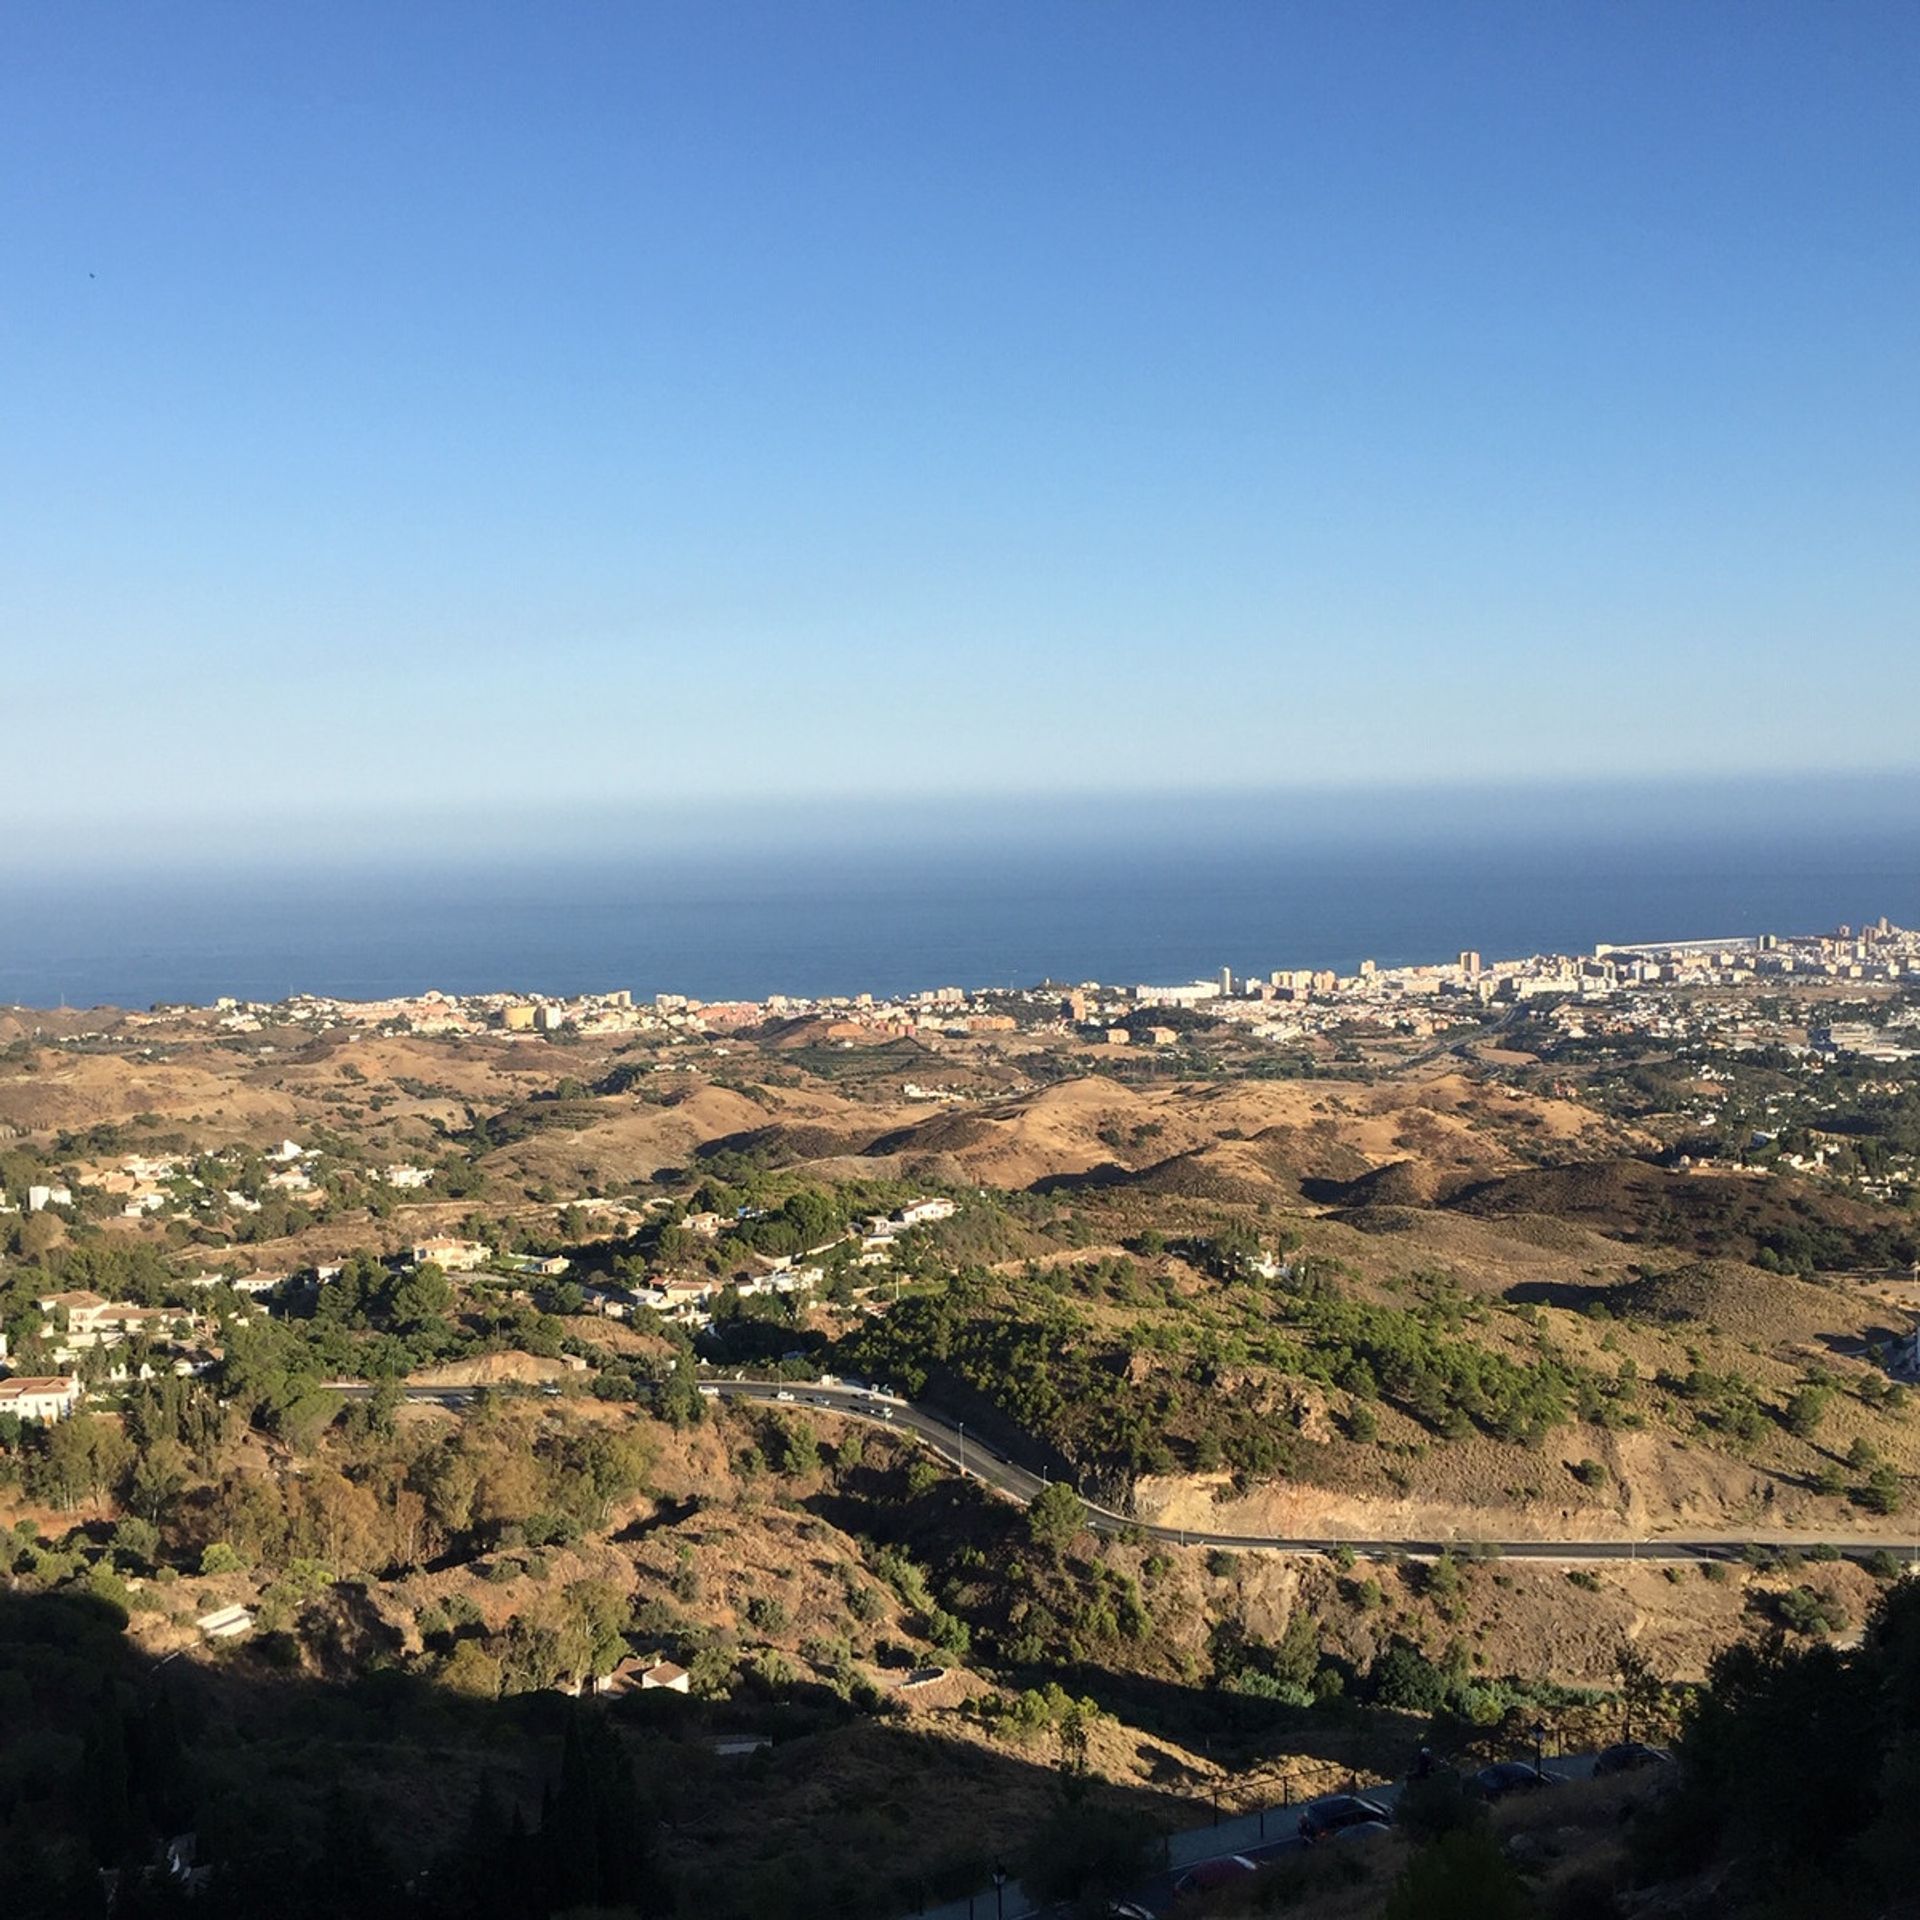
[5,3,1917,853]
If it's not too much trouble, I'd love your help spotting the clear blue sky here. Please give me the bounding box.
[4,2,1917,858]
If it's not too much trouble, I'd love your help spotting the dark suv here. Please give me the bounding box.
[1298,1794,1393,1844]
[1471,1761,1563,1800]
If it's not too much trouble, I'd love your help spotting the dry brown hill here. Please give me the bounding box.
[1611,1259,1881,1347]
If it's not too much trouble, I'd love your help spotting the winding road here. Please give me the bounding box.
[327,1374,1914,1564]
[700,1377,1916,1566]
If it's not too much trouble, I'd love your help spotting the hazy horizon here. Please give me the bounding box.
[5,780,1916,1010]
[8,769,1920,882]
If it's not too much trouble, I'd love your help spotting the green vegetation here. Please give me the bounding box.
[1645,1577,1920,1913]
[838,1258,1640,1497]
[8,987,1920,1919]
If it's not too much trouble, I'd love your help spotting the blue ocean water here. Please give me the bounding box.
[3,823,1917,1010]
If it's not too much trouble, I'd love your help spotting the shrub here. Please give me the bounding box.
[1384,1825,1525,1920]
[440,1640,503,1698]
[751,1647,795,1691]
[1856,1466,1905,1516]
[1370,1638,1447,1712]
[927,1608,971,1659]
[1785,1385,1835,1439]
[1776,1585,1849,1636]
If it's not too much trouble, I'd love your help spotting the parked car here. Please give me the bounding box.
[1327,1820,1393,1844]
[1173,1854,1258,1895]
[1593,1741,1673,1776]
[1298,1794,1393,1844]
[1471,1761,1564,1800]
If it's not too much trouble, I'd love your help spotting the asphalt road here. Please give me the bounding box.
[325,1381,484,1410]
[321,1373,1913,1564]
[703,1378,1916,1566]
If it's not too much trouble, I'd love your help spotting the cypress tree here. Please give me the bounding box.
[81,1683,136,1866]
[546,1707,600,1910]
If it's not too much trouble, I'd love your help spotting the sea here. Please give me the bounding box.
[4,810,1918,1011]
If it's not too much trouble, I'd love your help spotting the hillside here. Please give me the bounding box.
[4,1004,1920,1916]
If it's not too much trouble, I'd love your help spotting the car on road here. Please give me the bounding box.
[1173,1854,1258,1895]
[1298,1794,1393,1844]
[1593,1741,1672,1776]
[1104,1904,1155,1919]
[774,1390,795,1403]
[1470,1761,1563,1800]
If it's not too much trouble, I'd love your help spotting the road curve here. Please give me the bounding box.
[704,1378,1917,1567]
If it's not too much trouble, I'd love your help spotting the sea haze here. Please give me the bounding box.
[4,810,1917,1009]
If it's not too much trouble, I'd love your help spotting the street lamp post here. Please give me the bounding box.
[992,1861,1007,1920]
[1531,1718,1547,1777]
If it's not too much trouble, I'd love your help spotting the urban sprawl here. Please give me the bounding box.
[6,917,1917,1433]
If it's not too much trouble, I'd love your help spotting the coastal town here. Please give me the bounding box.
[5,917,1918,1426]
[26,914,1920,1058]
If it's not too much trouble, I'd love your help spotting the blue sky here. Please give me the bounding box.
[3,2,1917,857]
